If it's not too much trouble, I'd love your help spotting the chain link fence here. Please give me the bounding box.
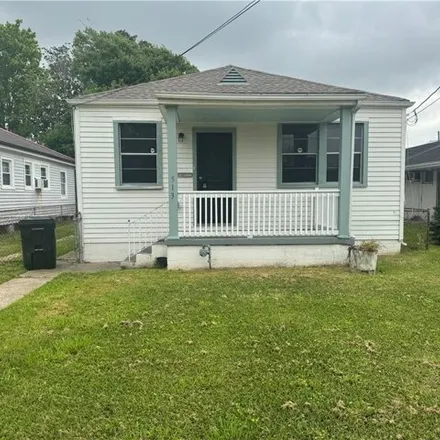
[0,204,81,265]
[404,208,430,250]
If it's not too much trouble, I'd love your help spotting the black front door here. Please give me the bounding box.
[196,132,233,225]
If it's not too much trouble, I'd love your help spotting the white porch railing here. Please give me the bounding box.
[127,203,168,261]
[179,190,339,238]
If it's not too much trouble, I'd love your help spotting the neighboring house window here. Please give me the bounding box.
[24,162,33,188]
[1,158,13,187]
[409,171,421,182]
[40,166,49,189]
[116,122,162,186]
[326,123,366,184]
[60,171,67,196]
[422,170,434,184]
[281,124,318,183]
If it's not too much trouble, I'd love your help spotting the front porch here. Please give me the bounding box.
[161,94,360,245]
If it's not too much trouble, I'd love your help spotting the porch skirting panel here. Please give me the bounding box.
[167,243,352,270]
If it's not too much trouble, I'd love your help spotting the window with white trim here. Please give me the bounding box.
[117,122,161,185]
[60,170,67,196]
[40,165,49,189]
[24,162,33,188]
[1,159,12,187]
[326,123,366,183]
[281,124,318,183]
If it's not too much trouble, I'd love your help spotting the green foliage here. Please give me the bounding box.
[1,249,440,438]
[0,22,198,158]
[429,206,440,244]
[39,122,74,157]
[72,27,198,92]
[0,20,44,137]
[357,240,380,253]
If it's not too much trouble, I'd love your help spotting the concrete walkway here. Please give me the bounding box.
[0,260,120,311]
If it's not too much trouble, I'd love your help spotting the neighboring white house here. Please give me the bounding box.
[0,128,76,225]
[405,136,440,214]
[70,65,413,269]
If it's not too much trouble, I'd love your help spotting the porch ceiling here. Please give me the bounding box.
[175,106,342,123]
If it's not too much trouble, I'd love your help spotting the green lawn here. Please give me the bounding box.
[1,249,440,439]
[0,221,76,283]
[0,261,26,284]
[404,221,430,250]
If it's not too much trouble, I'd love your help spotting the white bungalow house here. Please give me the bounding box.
[0,128,76,226]
[405,136,440,214]
[70,65,412,269]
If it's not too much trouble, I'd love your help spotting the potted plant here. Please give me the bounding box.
[348,240,380,273]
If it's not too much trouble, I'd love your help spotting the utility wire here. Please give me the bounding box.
[407,85,440,122]
[413,95,440,117]
[180,0,261,56]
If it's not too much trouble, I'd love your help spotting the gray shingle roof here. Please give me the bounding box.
[73,65,411,104]
[0,128,75,164]
[406,140,440,167]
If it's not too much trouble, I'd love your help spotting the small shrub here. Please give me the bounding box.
[357,240,380,253]
[430,206,440,245]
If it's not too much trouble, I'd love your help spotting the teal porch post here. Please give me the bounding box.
[338,108,354,239]
[166,105,179,239]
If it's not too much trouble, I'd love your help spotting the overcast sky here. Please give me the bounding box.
[0,1,439,146]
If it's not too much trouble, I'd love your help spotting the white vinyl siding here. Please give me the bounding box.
[75,106,168,260]
[0,145,75,214]
[76,105,405,261]
[351,107,404,241]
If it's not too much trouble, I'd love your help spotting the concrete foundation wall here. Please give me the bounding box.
[167,244,350,270]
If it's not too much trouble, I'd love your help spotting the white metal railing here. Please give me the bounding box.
[127,203,168,261]
[179,190,339,238]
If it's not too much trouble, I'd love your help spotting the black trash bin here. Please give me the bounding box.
[19,217,56,270]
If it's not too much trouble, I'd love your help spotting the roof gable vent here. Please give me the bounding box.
[219,68,247,84]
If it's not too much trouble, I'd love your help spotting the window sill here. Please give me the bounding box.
[317,182,368,189]
[116,184,163,191]
[1,185,14,190]
[277,183,318,189]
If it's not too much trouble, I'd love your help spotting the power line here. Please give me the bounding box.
[407,85,440,121]
[415,95,440,117]
[407,94,440,125]
[180,0,261,57]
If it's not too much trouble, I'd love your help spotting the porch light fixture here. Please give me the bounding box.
[178,132,185,143]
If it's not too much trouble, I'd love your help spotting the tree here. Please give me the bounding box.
[35,44,82,157]
[72,27,198,92]
[0,20,44,137]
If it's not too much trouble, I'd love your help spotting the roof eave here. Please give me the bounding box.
[406,161,440,170]
[67,98,159,106]
[361,99,414,108]
[155,93,368,103]
[0,140,75,165]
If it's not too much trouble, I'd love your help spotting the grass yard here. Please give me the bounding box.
[404,221,430,250]
[1,249,440,439]
[0,261,26,284]
[0,221,76,284]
